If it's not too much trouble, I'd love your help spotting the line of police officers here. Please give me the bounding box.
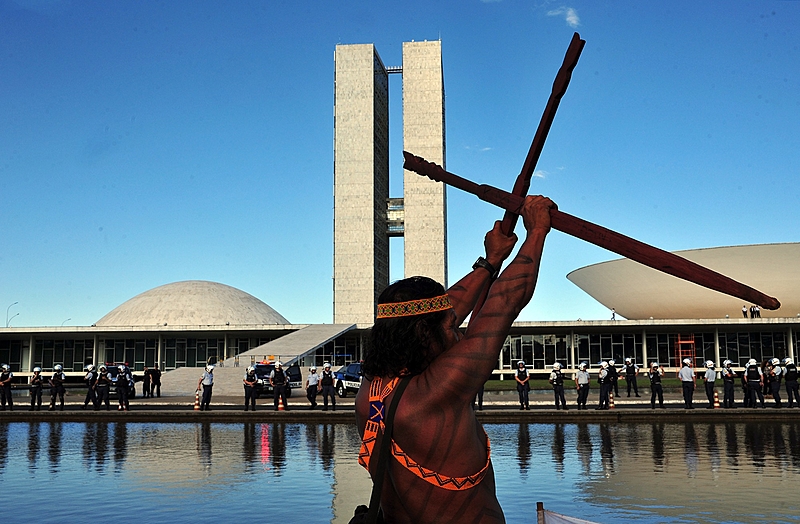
[516,356,800,410]
[0,363,134,412]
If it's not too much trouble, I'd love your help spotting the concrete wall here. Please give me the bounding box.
[333,44,390,325]
[402,40,448,286]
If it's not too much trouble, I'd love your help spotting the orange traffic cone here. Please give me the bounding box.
[194,390,201,411]
[609,392,616,410]
[713,390,721,409]
[278,395,285,411]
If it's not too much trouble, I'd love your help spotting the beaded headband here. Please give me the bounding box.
[376,294,453,319]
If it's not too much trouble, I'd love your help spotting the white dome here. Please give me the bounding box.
[95,280,290,326]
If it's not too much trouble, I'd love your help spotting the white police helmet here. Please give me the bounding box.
[118,364,126,372]
[705,360,715,369]
[205,364,215,373]
[323,362,331,369]
[99,364,107,371]
[246,366,255,373]
[553,362,562,370]
[309,366,317,371]
[608,359,616,366]
[54,364,63,371]
[275,361,282,368]
[1,364,9,372]
[579,362,587,370]
[771,358,780,366]
[625,357,632,363]
[748,358,757,366]
[652,362,659,368]
[723,360,733,367]
[518,360,526,367]
[33,366,42,373]
[600,361,609,369]
[682,358,691,366]
[784,357,794,366]
[86,364,95,372]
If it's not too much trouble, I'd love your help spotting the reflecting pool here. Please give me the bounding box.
[1,422,799,523]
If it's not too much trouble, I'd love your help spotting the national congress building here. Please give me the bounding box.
[1,41,799,382]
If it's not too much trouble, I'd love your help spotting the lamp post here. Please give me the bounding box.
[6,312,19,327]
[61,318,71,326]
[6,302,18,327]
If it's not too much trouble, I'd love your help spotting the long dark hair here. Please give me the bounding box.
[364,276,449,379]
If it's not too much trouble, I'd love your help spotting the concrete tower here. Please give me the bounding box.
[333,41,446,325]
[333,44,390,325]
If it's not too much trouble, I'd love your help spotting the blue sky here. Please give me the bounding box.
[1,1,798,327]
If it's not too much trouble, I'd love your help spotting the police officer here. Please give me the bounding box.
[766,357,783,408]
[48,364,67,411]
[745,358,765,408]
[269,361,289,411]
[320,362,336,411]
[83,364,98,410]
[196,364,214,411]
[702,360,717,409]
[150,365,162,397]
[595,361,611,410]
[0,364,13,411]
[549,362,567,410]
[305,366,320,410]
[648,362,665,408]
[608,359,619,398]
[622,357,641,397]
[574,362,590,410]
[515,360,530,410]
[783,358,800,408]
[677,358,696,409]
[95,364,112,411]
[116,364,132,411]
[142,366,151,399]
[243,365,258,411]
[29,367,44,411]
[721,360,737,408]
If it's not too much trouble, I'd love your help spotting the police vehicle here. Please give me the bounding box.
[252,362,302,398]
[334,362,363,398]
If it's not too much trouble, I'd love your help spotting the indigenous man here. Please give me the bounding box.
[356,195,555,523]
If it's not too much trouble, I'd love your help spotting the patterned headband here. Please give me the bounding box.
[376,294,453,319]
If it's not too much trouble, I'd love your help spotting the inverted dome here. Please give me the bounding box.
[567,243,800,320]
[96,280,290,326]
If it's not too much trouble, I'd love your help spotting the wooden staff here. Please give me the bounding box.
[403,151,781,310]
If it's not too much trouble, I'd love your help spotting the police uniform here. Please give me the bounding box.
[575,369,590,410]
[150,366,162,397]
[648,367,664,408]
[678,364,695,409]
[516,365,530,410]
[550,368,567,410]
[722,365,737,408]
[609,363,619,397]
[320,367,336,411]
[199,369,213,411]
[117,367,132,411]
[83,369,98,410]
[784,362,800,407]
[29,372,43,411]
[623,361,641,397]
[596,368,610,410]
[745,364,765,408]
[703,367,717,408]
[95,369,112,410]
[270,366,289,411]
[142,367,151,398]
[243,369,258,411]
[306,369,320,409]
[767,363,782,408]
[0,368,14,411]
[48,370,66,411]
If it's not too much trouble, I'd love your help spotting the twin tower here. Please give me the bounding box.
[333,41,447,325]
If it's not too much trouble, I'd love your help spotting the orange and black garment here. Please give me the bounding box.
[358,376,491,491]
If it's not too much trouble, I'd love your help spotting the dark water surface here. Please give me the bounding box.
[1,421,799,523]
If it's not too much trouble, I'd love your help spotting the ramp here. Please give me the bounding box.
[224,323,357,367]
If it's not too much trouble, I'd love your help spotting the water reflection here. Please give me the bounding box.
[1,421,800,523]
